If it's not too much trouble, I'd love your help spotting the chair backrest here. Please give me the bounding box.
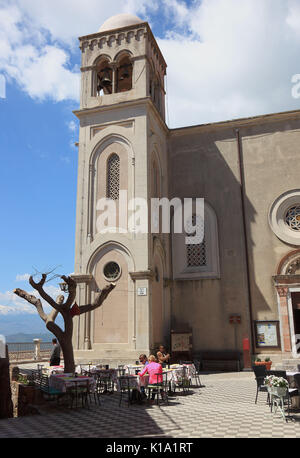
[127,366,137,375]
[117,368,125,377]
[118,376,131,390]
[175,366,188,377]
[40,375,49,389]
[252,365,267,378]
[292,373,300,390]
[98,370,112,381]
[193,360,201,373]
[267,370,287,379]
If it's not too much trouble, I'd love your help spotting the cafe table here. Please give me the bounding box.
[47,365,65,375]
[49,373,96,393]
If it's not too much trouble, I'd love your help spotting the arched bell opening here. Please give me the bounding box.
[96,59,113,95]
[116,55,133,93]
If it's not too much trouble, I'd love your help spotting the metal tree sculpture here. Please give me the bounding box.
[13,274,115,373]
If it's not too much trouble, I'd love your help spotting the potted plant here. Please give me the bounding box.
[254,357,272,370]
[264,375,288,397]
[264,357,272,370]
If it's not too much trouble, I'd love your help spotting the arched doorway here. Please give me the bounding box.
[273,249,300,357]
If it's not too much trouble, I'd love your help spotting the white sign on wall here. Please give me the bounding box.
[137,287,147,296]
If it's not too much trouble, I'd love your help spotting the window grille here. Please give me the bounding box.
[285,205,300,231]
[103,262,121,281]
[186,214,206,267]
[107,154,120,200]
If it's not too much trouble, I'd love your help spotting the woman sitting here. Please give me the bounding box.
[138,355,164,402]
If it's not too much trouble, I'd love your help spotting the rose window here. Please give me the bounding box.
[285,206,300,231]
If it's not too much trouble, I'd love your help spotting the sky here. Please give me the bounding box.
[0,0,300,337]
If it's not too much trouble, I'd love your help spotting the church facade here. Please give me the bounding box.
[72,14,300,366]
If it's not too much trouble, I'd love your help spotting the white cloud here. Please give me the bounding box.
[16,273,30,282]
[14,0,158,45]
[0,284,65,316]
[67,120,77,132]
[159,0,300,126]
[0,1,158,102]
[1,0,300,124]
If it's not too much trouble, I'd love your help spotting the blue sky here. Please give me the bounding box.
[0,0,300,337]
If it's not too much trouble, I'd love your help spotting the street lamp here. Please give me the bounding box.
[59,282,69,293]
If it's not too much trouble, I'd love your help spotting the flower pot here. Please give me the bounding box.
[270,386,287,397]
[254,361,272,370]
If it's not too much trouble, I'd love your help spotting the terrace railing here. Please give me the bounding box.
[7,340,52,362]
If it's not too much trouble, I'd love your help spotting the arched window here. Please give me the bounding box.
[107,154,120,200]
[153,161,159,198]
[116,55,133,93]
[186,215,207,267]
[96,58,113,95]
[172,202,220,280]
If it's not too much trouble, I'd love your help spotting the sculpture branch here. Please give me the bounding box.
[79,283,116,314]
[29,274,62,311]
[13,288,47,323]
[61,275,77,309]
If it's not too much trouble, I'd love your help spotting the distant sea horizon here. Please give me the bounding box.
[4,332,53,343]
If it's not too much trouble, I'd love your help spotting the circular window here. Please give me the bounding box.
[285,206,300,231]
[103,262,121,281]
[269,190,300,245]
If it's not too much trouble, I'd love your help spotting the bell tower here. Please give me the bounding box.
[78,13,166,119]
[72,14,170,364]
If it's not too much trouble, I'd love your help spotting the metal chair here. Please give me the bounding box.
[88,373,102,406]
[118,376,137,407]
[39,375,65,404]
[97,371,114,394]
[147,372,169,405]
[192,360,202,387]
[66,379,89,409]
[252,365,269,404]
[117,366,126,377]
[267,370,298,415]
[173,366,190,395]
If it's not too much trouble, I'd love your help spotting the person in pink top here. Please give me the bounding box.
[139,355,163,384]
[139,355,165,402]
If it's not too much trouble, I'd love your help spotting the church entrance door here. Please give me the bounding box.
[292,292,300,354]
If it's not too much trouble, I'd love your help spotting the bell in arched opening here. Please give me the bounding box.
[116,56,132,93]
[97,61,113,95]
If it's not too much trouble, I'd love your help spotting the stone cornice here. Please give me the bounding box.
[73,97,169,134]
[71,274,94,284]
[273,274,300,286]
[78,23,167,72]
[170,109,300,137]
[129,270,154,281]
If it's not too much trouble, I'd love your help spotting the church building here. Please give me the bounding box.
[72,13,300,368]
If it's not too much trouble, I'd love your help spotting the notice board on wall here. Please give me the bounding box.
[171,331,192,362]
[254,321,280,349]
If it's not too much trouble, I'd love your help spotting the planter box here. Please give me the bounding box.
[254,361,272,370]
[11,382,43,417]
[268,386,287,397]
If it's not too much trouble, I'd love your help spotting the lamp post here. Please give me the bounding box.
[59,282,69,293]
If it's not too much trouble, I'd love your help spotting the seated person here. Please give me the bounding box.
[139,355,164,402]
[138,354,149,398]
[157,345,170,367]
[139,354,149,366]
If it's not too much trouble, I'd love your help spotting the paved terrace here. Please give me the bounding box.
[1,371,300,438]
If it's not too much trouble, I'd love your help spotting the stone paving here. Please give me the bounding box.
[1,371,300,438]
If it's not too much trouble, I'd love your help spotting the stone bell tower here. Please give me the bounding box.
[72,14,171,364]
